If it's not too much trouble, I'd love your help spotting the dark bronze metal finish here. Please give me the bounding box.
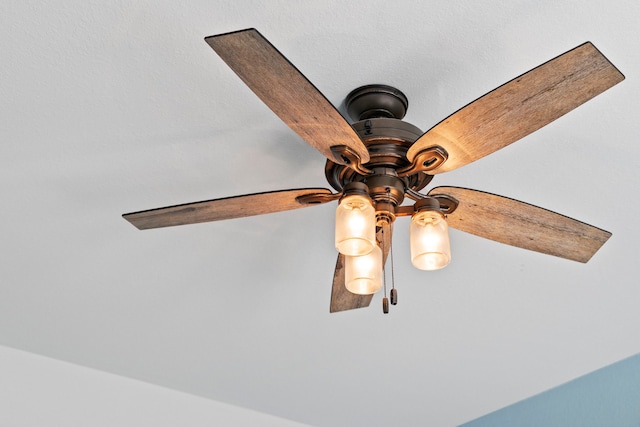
[396,146,448,176]
[296,192,341,205]
[325,117,436,193]
[322,82,459,229]
[346,85,409,121]
[394,205,415,217]
[394,194,459,217]
[341,181,369,196]
[326,86,452,234]
[430,194,459,215]
[329,145,372,175]
[322,85,457,249]
[413,197,442,212]
[410,194,460,216]
[363,170,406,206]
[363,169,407,224]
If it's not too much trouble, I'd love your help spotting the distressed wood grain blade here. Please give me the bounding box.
[330,223,392,313]
[428,187,611,263]
[410,42,624,173]
[378,222,393,265]
[123,188,334,230]
[205,29,369,164]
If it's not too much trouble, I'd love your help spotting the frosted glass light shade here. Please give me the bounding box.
[335,193,376,256]
[345,245,383,295]
[410,210,451,270]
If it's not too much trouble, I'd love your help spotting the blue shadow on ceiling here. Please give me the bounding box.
[459,353,640,427]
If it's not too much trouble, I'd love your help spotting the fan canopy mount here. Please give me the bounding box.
[345,84,409,121]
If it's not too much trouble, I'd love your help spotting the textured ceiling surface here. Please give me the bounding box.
[1,1,639,426]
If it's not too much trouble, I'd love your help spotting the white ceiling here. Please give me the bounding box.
[1,1,639,426]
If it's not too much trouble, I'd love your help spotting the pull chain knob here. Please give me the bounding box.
[390,288,398,305]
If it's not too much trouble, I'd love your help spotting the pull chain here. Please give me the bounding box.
[388,183,397,304]
[381,226,389,314]
[390,235,398,305]
[381,187,394,314]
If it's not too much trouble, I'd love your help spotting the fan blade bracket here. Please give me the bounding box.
[395,193,459,217]
[430,194,459,215]
[296,192,341,205]
[396,145,448,177]
[329,145,373,175]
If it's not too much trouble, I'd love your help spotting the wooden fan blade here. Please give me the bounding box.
[409,42,624,173]
[205,29,369,165]
[123,188,335,230]
[428,187,611,263]
[378,222,393,265]
[330,223,392,313]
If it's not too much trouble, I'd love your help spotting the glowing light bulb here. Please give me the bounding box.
[345,245,383,295]
[410,199,451,271]
[335,184,376,256]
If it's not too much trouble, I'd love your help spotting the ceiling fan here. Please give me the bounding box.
[123,28,624,313]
